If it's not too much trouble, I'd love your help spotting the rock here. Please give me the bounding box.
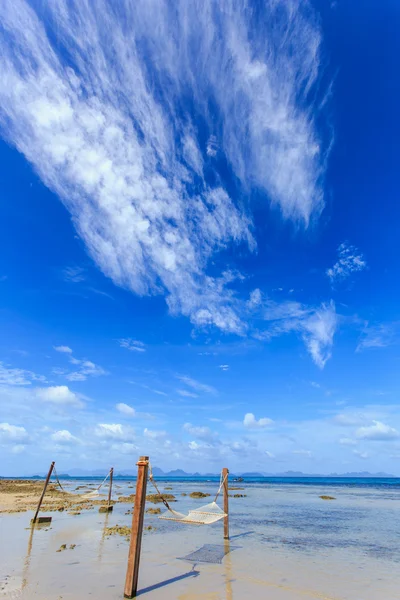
[56,544,67,552]
[189,492,210,499]
[146,493,176,504]
[146,507,161,515]
[319,495,336,500]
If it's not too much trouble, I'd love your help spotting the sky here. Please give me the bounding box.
[0,0,399,476]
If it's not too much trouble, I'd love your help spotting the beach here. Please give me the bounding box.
[1,478,399,599]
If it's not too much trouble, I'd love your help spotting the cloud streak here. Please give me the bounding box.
[0,0,328,339]
[327,242,366,284]
[253,296,338,368]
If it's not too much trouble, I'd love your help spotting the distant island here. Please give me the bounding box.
[8,468,395,479]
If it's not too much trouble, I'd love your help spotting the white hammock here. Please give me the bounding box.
[159,501,226,525]
[149,465,227,526]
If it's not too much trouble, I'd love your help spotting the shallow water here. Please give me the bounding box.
[1,479,399,599]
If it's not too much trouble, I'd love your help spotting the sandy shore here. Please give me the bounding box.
[0,479,118,514]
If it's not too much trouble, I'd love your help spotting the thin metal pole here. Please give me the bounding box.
[223,467,229,540]
[107,467,114,507]
[124,456,149,598]
[31,461,55,524]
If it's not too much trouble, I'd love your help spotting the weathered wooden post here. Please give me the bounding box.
[124,456,149,598]
[31,461,55,525]
[223,467,229,540]
[107,467,114,509]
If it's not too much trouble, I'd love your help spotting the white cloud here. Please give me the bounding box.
[54,345,73,354]
[143,428,167,440]
[356,324,394,352]
[63,266,86,283]
[333,413,368,427]
[51,429,77,443]
[11,444,26,454]
[356,421,399,441]
[247,288,262,310]
[353,450,369,459]
[183,423,217,442]
[219,365,230,371]
[257,299,338,368]
[95,423,134,441]
[0,362,46,386]
[118,339,146,353]
[65,359,107,381]
[243,413,273,429]
[36,385,84,408]
[293,449,312,457]
[116,402,136,416]
[177,389,198,398]
[176,375,216,395]
[112,442,138,454]
[327,242,366,284]
[339,437,357,446]
[0,0,328,338]
[265,451,275,459]
[0,422,29,442]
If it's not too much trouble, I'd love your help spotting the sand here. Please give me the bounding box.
[0,480,118,514]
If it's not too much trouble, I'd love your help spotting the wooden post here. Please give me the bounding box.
[107,467,114,507]
[124,456,149,598]
[31,461,55,524]
[223,467,229,540]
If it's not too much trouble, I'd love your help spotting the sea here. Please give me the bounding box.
[1,475,400,598]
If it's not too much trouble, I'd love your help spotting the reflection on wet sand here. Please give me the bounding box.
[98,511,111,563]
[22,524,35,590]
[223,540,233,600]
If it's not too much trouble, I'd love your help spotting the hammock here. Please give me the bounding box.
[149,464,227,526]
[53,467,111,499]
[159,502,226,525]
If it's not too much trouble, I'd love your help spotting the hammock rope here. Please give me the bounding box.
[53,466,66,492]
[81,469,111,498]
[148,463,227,526]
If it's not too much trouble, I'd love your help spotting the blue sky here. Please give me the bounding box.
[0,0,399,476]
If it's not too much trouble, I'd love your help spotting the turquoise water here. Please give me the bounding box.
[55,476,400,564]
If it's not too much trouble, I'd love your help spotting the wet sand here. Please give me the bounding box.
[1,479,399,599]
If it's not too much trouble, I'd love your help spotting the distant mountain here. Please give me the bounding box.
[166,469,189,477]
[23,467,396,479]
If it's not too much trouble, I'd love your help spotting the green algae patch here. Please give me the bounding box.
[189,491,211,498]
[146,493,176,504]
[146,507,161,515]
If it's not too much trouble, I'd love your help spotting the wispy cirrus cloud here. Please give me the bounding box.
[118,339,146,353]
[53,347,107,382]
[327,242,366,284]
[116,402,136,417]
[356,323,395,352]
[176,375,216,395]
[0,0,329,341]
[66,360,107,382]
[0,362,46,386]
[62,266,86,283]
[252,295,338,368]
